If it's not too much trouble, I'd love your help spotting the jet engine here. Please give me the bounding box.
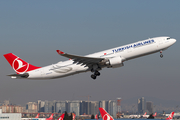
[106,56,124,68]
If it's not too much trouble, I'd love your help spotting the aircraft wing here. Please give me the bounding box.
[56,50,104,66]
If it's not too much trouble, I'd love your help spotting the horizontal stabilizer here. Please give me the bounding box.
[7,73,29,78]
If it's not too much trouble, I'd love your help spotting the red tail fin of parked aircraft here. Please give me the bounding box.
[46,113,54,120]
[153,112,157,117]
[99,108,114,120]
[3,53,41,74]
[144,112,147,115]
[35,113,40,118]
[73,113,76,120]
[58,113,65,120]
[166,112,175,120]
[95,114,98,119]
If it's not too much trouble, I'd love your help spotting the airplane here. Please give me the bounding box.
[166,112,174,120]
[129,114,140,119]
[99,107,114,120]
[129,112,147,118]
[142,112,149,118]
[3,36,176,80]
[57,113,65,120]
[142,112,157,118]
[35,113,40,118]
[46,113,54,120]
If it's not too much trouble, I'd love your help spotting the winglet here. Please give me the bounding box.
[56,50,65,55]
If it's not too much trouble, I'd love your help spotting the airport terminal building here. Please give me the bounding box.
[0,109,21,120]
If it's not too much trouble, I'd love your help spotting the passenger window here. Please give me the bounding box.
[167,38,170,40]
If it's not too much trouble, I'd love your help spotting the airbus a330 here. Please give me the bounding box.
[4,36,176,80]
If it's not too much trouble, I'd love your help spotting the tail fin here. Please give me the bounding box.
[144,112,147,115]
[95,114,98,119]
[3,53,41,74]
[49,114,54,118]
[35,113,40,118]
[73,113,76,120]
[166,112,174,120]
[153,112,157,117]
[58,113,65,120]
[99,108,114,120]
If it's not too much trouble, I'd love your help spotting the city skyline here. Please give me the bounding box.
[1,96,180,115]
[0,1,180,108]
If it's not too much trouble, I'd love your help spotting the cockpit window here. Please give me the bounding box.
[167,37,171,40]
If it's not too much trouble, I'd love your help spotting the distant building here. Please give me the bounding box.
[146,101,153,114]
[138,97,146,114]
[34,98,118,116]
[37,100,45,112]
[55,101,66,113]
[26,102,37,113]
[44,100,55,113]
[70,100,80,116]
[109,100,117,117]
[0,109,21,120]
[4,100,10,105]
[90,101,98,115]
[0,105,23,113]
[99,100,107,110]
[80,101,87,115]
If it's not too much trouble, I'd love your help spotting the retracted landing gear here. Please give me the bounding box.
[160,50,163,58]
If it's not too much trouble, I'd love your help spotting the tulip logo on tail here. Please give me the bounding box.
[166,112,174,120]
[103,114,111,120]
[13,58,29,74]
[58,113,65,120]
[99,108,114,120]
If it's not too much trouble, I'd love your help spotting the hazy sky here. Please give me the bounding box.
[0,1,180,107]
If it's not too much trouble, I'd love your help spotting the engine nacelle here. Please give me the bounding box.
[106,56,124,68]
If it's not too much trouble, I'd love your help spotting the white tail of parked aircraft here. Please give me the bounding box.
[99,107,114,120]
[4,36,176,80]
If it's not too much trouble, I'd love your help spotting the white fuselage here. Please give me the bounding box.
[27,36,176,79]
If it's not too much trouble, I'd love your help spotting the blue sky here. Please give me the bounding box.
[0,1,180,106]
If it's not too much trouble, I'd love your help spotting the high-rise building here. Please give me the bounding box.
[138,97,146,114]
[70,100,80,116]
[37,100,45,112]
[109,100,117,118]
[90,101,98,115]
[116,98,121,114]
[146,101,153,114]
[55,101,66,113]
[26,102,37,113]
[99,100,106,110]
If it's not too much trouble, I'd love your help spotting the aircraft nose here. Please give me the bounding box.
[172,38,176,44]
